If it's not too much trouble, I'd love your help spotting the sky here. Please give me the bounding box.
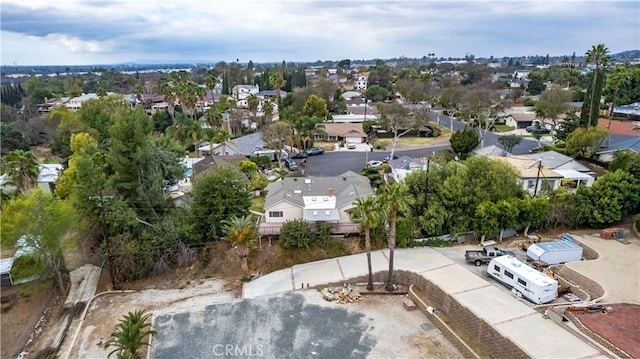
[1,0,639,66]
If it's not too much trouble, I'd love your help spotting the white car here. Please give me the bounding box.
[347,141,357,149]
[367,160,383,168]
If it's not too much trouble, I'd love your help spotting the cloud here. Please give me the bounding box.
[0,0,638,65]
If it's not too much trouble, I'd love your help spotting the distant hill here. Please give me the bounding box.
[611,50,640,60]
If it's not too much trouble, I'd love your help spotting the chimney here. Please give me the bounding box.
[328,187,334,197]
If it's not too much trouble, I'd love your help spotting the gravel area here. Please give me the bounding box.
[151,291,463,359]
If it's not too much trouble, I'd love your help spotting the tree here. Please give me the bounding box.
[609,150,640,182]
[104,310,156,359]
[247,94,260,125]
[581,44,611,128]
[535,85,572,137]
[518,197,551,236]
[473,201,500,242]
[1,189,78,292]
[378,183,411,291]
[555,110,580,141]
[191,165,250,240]
[269,72,286,105]
[1,149,39,194]
[458,86,504,147]
[263,121,293,168]
[365,85,390,102]
[377,102,425,160]
[302,94,329,120]
[55,132,99,199]
[449,127,480,159]
[604,65,632,118]
[438,86,464,130]
[498,135,522,153]
[526,77,546,95]
[350,195,380,291]
[565,127,607,157]
[221,215,257,275]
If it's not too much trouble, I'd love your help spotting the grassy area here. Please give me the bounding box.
[250,195,265,213]
[494,125,515,133]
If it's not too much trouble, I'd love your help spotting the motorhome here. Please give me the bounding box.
[487,255,558,304]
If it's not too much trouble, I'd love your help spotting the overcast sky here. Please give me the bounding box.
[1,0,638,66]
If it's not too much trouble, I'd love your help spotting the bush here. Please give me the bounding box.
[523,98,536,106]
[279,219,315,249]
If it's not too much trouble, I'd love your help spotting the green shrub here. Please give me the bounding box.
[279,219,315,249]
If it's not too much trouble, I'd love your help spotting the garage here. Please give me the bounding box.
[345,136,363,144]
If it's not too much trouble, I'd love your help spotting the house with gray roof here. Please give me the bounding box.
[596,136,640,162]
[387,156,425,183]
[198,132,267,157]
[259,171,373,235]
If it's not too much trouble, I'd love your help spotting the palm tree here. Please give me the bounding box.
[159,81,176,121]
[606,66,631,118]
[1,150,39,194]
[104,310,156,359]
[378,183,411,292]
[350,195,380,291]
[204,107,223,130]
[584,44,611,128]
[221,215,257,274]
[212,130,231,156]
[269,72,286,105]
[247,94,260,127]
[204,74,217,107]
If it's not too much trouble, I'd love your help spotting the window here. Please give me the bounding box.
[517,278,527,286]
[527,180,535,189]
[269,211,283,218]
[504,270,514,279]
[493,265,501,272]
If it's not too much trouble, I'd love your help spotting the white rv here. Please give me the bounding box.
[487,256,558,304]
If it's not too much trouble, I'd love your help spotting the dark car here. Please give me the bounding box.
[291,152,308,159]
[306,147,325,156]
[283,158,298,171]
[526,125,551,134]
[383,154,399,162]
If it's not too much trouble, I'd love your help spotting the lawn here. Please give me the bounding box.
[494,125,515,133]
[250,195,265,213]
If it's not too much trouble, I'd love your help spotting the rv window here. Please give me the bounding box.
[493,265,501,272]
[517,278,527,286]
[504,270,514,279]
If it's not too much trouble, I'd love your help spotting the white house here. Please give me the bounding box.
[231,85,259,101]
[259,171,373,235]
[487,156,562,195]
[354,73,368,90]
[37,164,64,193]
[65,93,116,111]
[388,156,425,183]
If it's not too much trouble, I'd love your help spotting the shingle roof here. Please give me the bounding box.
[474,145,509,156]
[264,171,373,210]
[228,132,267,155]
[519,151,591,172]
[321,122,366,137]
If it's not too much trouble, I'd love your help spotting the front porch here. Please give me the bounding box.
[258,220,360,236]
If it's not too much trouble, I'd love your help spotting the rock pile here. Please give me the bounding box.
[320,286,362,304]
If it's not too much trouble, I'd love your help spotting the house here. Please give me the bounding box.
[597,118,640,135]
[197,132,267,157]
[487,156,562,195]
[259,171,373,235]
[596,136,640,163]
[473,145,510,157]
[192,154,249,178]
[315,122,367,144]
[611,102,640,120]
[341,91,363,100]
[354,73,368,90]
[503,110,539,129]
[513,69,531,79]
[520,151,595,188]
[231,85,259,100]
[37,164,64,193]
[65,93,116,111]
[387,156,425,183]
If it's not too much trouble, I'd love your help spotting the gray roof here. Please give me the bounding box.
[598,136,640,154]
[227,132,267,156]
[474,145,509,157]
[519,151,591,172]
[264,171,373,210]
[388,156,423,169]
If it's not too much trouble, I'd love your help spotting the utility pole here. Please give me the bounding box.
[423,158,431,211]
[533,160,542,197]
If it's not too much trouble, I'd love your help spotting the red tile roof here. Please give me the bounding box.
[598,118,640,135]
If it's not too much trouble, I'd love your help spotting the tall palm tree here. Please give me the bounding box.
[221,215,257,274]
[378,183,411,292]
[350,195,380,291]
[204,74,217,106]
[247,94,260,127]
[269,72,286,105]
[1,150,39,194]
[212,130,231,156]
[159,81,176,121]
[104,310,156,359]
[584,44,611,128]
[606,66,631,118]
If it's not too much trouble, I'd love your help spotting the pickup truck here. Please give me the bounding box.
[465,247,514,266]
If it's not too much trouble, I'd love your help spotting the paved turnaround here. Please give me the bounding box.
[243,248,607,359]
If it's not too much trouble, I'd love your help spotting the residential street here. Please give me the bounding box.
[304,111,540,176]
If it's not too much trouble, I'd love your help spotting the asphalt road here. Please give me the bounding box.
[302,111,540,177]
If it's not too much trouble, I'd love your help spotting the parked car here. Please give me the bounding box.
[291,152,308,159]
[529,147,542,154]
[283,158,298,171]
[465,247,514,266]
[526,125,551,134]
[347,140,357,149]
[383,154,399,162]
[306,147,325,156]
[367,160,383,168]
